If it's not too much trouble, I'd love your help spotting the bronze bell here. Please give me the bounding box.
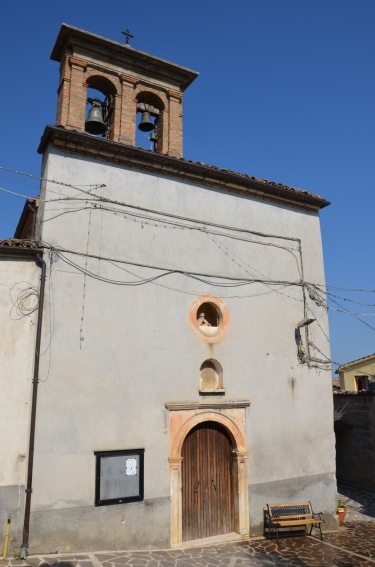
[150,130,158,143]
[85,102,107,135]
[138,111,155,132]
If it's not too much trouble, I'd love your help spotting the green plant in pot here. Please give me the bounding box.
[337,499,347,526]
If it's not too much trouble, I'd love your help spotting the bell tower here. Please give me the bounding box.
[50,24,198,158]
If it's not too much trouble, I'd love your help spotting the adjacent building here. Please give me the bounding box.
[336,353,375,392]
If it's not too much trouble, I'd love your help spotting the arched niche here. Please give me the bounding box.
[200,359,224,392]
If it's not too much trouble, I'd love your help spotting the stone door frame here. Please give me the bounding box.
[165,401,250,547]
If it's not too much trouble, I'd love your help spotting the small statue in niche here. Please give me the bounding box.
[197,312,211,327]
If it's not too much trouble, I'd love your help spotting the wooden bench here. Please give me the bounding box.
[265,502,325,543]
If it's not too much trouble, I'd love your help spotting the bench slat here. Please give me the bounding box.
[272,519,324,526]
[270,514,313,520]
[268,502,313,508]
[266,501,324,543]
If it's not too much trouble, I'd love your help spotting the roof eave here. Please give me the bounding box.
[0,243,43,258]
[38,126,330,212]
[336,353,375,373]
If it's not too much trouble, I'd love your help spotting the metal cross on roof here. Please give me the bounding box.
[121,29,134,45]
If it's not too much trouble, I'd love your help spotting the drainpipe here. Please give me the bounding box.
[20,251,46,559]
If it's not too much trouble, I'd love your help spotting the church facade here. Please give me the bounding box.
[1,25,337,554]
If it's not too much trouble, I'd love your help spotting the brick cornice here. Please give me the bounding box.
[120,73,138,87]
[51,24,199,91]
[68,56,88,70]
[168,89,183,102]
[165,400,251,410]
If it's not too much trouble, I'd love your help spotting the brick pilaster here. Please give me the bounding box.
[167,90,183,158]
[66,57,88,131]
[110,93,122,141]
[119,74,138,145]
[56,55,71,126]
[157,109,169,155]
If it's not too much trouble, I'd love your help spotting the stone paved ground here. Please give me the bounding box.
[323,484,375,562]
[1,485,375,567]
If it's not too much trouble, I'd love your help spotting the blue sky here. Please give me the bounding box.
[0,1,374,371]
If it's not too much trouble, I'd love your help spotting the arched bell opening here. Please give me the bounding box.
[85,76,117,139]
[135,91,165,151]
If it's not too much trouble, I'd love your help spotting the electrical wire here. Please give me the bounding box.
[5,165,373,309]
[309,284,375,312]
[91,201,302,257]
[313,283,375,293]
[9,282,39,320]
[0,165,106,190]
[307,342,374,378]
[3,165,375,296]
[0,173,40,190]
[307,284,375,330]
[4,166,375,383]
[43,206,93,222]
[323,290,375,307]
[0,184,101,204]
[205,232,302,302]
[0,164,304,247]
[48,244,303,289]
[4,169,374,370]
[306,304,330,344]
[0,186,38,201]
[49,263,298,300]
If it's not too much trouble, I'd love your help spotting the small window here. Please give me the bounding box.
[94,449,144,506]
[355,376,368,392]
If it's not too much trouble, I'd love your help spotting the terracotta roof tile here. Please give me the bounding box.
[38,126,330,208]
[334,390,375,395]
[132,145,326,202]
[0,239,38,248]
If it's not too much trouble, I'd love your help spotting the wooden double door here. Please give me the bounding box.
[182,421,235,541]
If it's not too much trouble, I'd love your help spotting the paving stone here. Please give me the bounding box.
[10,485,375,567]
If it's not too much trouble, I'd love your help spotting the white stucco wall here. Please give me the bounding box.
[0,256,39,537]
[27,145,336,549]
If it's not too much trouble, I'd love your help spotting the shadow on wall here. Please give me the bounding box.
[334,394,375,493]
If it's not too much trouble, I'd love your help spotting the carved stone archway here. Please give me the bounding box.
[166,401,250,547]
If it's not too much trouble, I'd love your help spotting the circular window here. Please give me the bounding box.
[189,295,230,343]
